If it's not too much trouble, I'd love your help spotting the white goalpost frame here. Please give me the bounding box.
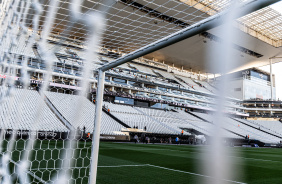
[90,0,281,183]
[89,69,105,184]
[0,0,281,183]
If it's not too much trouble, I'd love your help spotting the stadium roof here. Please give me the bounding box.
[21,0,282,73]
[144,0,282,74]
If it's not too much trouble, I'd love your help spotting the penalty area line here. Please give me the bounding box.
[146,164,246,184]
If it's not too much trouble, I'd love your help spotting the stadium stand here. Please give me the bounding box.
[45,92,126,135]
[104,102,178,134]
[134,107,189,135]
[103,102,243,139]
[129,63,156,76]
[176,110,242,138]
[0,88,67,132]
[175,75,211,93]
[10,34,36,58]
[191,112,281,143]
[242,119,282,137]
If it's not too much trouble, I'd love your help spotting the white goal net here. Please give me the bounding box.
[0,0,274,183]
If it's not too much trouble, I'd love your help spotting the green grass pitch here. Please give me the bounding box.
[5,140,282,183]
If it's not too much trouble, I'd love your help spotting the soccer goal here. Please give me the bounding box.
[0,0,279,183]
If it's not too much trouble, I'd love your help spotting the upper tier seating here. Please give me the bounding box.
[194,80,218,93]
[175,75,211,94]
[153,70,190,89]
[131,64,156,75]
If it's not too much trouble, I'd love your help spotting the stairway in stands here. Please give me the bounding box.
[102,106,131,128]
[232,118,282,139]
[44,95,74,131]
[186,111,245,138]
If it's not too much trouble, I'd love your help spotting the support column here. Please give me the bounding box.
[89,69,105,184]
[270,59,273,100]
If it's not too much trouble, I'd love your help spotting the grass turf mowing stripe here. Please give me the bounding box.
[229,156,282,163]
[146,164,247,184]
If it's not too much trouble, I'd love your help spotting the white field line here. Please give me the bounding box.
[43,163,245,184]
[29,164,148,170]
[98,164,148,168]
[146,164,247,184]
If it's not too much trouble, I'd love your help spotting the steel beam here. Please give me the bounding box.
[270,58,273,100]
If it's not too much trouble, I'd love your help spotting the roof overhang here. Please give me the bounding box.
[144,24,282,74]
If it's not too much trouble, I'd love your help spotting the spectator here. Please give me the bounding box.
[83,126,86,135]
[169,137,172,144]
[176,137,179,145]
[145,136,150,144]
[152,137,156,144]
[134,134,138,144]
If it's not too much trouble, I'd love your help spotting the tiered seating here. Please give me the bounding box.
[0,88,67,132]
[104,102,177,134]
[224,118,280,143]
[194,80,217,93]
[135,107,190,135]
[131,64,155,75]
[10,34,36,58]
[175,111,240,138]
[193,112,281,143]
[245,119,282,137]
[176,75,211,93]
[45,92,125,134]
[153,70,190,89]
[42,43,60,62]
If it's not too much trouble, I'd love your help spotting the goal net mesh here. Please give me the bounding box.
[0,0,255,183]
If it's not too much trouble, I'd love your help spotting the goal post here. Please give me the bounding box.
[0,0,280,183]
